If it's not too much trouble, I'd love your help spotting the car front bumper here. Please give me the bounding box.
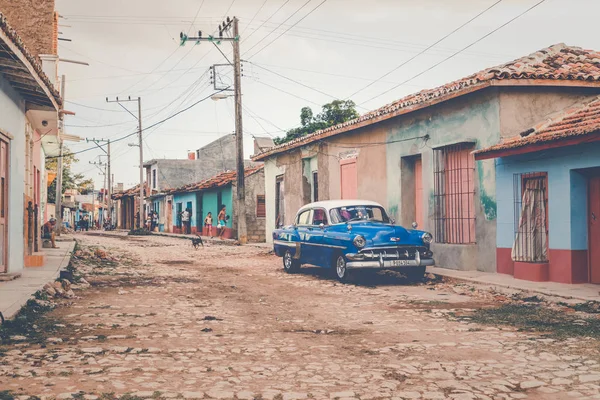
[346,258,435,269]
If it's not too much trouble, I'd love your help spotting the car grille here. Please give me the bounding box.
[359,246,431,260]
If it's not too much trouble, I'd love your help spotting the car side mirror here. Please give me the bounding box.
[292,223,297,229]
[319,223,325,230]
[412,222,418,229]
[390,218,396,224]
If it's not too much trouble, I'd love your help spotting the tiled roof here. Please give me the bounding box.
[112,184,147,200]
[253,43,600,161]
[475,96,600,158]
[0,13,62,106]
[168,166,264,195]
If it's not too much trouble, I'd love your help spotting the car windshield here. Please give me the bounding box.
[329,205,390,224]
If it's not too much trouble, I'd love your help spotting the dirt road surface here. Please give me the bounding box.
[1,232,600,400]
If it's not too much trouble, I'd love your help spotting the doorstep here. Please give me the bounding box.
[429,266,600,302]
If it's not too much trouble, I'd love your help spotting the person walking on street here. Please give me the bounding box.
[152,211,158,232]
[217,205,227,240]
[182,208,191,234]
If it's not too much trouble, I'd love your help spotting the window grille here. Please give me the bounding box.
[256,195,266,218]
[433,143,476,243]
[512,172,548,262]
[313,171,319,202]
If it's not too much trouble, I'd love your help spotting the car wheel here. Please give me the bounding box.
[334,254,350,283]
[283,249,300,273]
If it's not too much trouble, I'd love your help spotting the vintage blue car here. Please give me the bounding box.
[273,200,435,282]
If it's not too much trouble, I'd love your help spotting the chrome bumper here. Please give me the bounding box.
[346,258,435,269]
[346,249,434,269]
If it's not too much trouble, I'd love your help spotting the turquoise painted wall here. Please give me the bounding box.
[201,186,233,228]
[496,141,600,251]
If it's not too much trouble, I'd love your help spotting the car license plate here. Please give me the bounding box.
[391,260,409,267]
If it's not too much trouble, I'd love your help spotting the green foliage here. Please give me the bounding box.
[274,100,359,145]
[46,146,94,203]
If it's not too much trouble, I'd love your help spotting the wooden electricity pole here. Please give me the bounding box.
[180,16,247,244]
[106,96,144,229]
[55,75,66,236]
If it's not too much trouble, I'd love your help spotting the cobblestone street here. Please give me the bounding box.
[1,232,600,400]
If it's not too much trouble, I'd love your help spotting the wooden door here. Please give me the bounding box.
[340,158,357,199]
[414,157,423,228]
[589,176,600,283]
[0,140,8,272]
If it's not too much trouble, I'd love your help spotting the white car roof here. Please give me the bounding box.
[298,199,384,213]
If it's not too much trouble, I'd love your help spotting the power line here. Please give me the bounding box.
[360,0,548,106]
[241,0,269,37]
[347,0,503,100]
[48,88,229,160]
[244,0,314,58]
[246,60,339,101]
[241,0,291,46]
[253,79,321,106]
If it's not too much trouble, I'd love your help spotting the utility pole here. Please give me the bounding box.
[106,96,143,229]
[180,16,247,244]
[55,75,66,236]
[89,158,106,224]
[87,138,111,225]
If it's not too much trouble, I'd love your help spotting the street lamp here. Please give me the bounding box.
[211,93,234,101]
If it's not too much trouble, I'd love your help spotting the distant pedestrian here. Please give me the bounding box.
[217,205,227,240]
[204,212,213,237]
[42,218,57,248]
[182,208,191,234]
[152,211,158,231]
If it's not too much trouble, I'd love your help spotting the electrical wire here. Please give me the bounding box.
[47,88,230,160]
[246,0,330,60]
[241,0,291,46]
[346,0,503,100]
[240,0,269,37]
[359,0,548,106]
[243,0,313,57]
[253,79,321,106]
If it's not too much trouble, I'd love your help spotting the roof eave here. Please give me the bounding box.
[254,78,600,162]
[475,131,600,160]
[0,23,60,111]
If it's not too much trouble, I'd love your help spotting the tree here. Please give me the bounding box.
[274,100,359,145]
[46,146,94,203]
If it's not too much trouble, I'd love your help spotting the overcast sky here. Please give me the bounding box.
[55,0,599,189]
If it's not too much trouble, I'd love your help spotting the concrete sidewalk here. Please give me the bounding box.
[429,266,600,302]
[0,237,76,320]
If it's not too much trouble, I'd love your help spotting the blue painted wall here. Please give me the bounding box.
[172,192,197,228]
[496,141,600,251]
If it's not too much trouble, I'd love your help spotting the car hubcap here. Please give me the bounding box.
[336,256,345,278]
[284,253,292,269]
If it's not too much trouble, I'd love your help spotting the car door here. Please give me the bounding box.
[295,209,313,264]
[306,208,330,267]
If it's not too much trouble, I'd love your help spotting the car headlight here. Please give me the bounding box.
[421,232,433,244]
[353,235,366,249]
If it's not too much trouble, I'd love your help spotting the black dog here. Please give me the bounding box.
[191,236,203,249]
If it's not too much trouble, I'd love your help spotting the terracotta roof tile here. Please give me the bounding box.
[474,96,600,157]
[253,43,600,161]
[168,166,264,195]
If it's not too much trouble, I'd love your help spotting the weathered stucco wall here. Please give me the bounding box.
[323,127,388,205]
[264,158,285,243]
[499,86,600,138]
[386,89,500,272]
[0,0,56,58]
[0,76,26,273]
[232,169,266,243]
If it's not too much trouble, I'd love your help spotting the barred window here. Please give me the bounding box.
[433,143,476,244]
[256,195,266,218]
[512,172,548,262]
